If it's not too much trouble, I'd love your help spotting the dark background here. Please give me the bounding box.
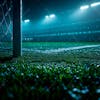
[23,0,100,20]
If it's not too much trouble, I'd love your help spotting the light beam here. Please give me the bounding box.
[24,19,30,23]
[49,14,56,18]
[91,2,100,7]
[80,5,89,10]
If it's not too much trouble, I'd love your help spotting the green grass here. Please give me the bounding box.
[0,42,100,99]
[0,61,100,100]
[22,42,100,50]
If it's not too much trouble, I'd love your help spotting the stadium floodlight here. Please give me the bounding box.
[49,14,56,18]
[91,2,100,7]
[80,5,89,10]
[45,15,49,19]
[24,19,30,23]
[43,14,56,24]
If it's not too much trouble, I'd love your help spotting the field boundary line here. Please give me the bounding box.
[23,44,100,53]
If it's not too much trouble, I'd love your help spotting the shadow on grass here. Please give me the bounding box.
[0,56,13,63]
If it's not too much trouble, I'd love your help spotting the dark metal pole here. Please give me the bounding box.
[13,0,22,57]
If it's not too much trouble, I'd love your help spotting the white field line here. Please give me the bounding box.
[23,44,100,54]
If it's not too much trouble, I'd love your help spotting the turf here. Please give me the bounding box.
[0,42,100,99]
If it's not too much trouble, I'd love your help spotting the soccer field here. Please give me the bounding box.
[22,42,100,50]
[0,42,100,64]
[0,43,100,100]
[21,42,100,63]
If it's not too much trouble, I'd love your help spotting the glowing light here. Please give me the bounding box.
[80,5,89,10]
[91,2,100,7]
[24,19,30,23]
[45,15,49,19]
[49,14,56,18]
[43,14,56,24]
[45,14,56,19]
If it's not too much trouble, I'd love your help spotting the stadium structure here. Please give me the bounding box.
[0,0,100,56]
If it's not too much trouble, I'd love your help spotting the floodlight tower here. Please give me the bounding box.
[13,0,22,57]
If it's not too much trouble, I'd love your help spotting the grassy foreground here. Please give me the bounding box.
[0,44,100,99]
[0,59,100,99]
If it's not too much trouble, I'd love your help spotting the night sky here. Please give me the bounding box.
[0,0,100,21]
[0,0,100,23]
[23,0,93,20]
